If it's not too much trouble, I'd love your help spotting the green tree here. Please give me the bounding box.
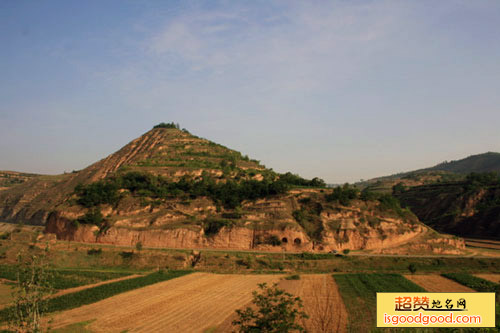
[232,283,308,333]
[408,263,417,274]
[9,253,53,333]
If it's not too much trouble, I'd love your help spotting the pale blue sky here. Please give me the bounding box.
[1,0,499,183]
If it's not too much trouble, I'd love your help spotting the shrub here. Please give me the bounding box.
[87,248,102,256]
[265,235,282,246]
[342,249,350,255]
[203,218,234,236]
[74,181,120,208]
[285,274,300,280]
[153,122,179,129]
[232,283,308,332]
[119,251,134,259]
[326,184,359,206]
[77,208,105,227]
[408,263,417,274]
[135,241,143,251]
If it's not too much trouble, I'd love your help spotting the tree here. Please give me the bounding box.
[9,253,53,333]
[135,241,143,251]
[408,263,417,274]
[232,283,308,333]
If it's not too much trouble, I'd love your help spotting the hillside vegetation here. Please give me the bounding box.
[0,124,462,253]
[358,152,500,193]
[396,172,500,239]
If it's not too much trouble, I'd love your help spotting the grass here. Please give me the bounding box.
[333,273,425,332]
[0,283,14,307]
[441,273,500,331]
[0,265,132,290]
[441,273,499,292]
[0,270,192,323]
[50,320,95,333]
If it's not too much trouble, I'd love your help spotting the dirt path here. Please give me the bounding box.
[48,272,280,333]
[474,274,500,284]
[404,274,475,292]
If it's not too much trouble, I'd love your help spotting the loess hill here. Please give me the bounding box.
[396,173,500,240]
[358,152,500,194]
[0,124,463,253]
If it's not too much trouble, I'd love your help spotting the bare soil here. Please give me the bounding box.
[47,272,280,333]
[404,274,475,292]
[217,274,348,333]
[474,274,500,284]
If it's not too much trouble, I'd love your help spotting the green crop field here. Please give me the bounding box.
[333,273,425,332]
[0,265,132,290]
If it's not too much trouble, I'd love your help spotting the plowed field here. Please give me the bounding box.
[474,274,500,284]
[404,274,475,292]
[48,272,280,333]
[217,274,348,333]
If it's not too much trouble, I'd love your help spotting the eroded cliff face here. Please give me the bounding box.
[44,191,465,254]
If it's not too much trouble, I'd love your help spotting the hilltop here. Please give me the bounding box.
[0,123,462,254]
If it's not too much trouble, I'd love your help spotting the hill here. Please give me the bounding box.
[358,152,500,193]
[427,152,500,174]
[0,123,462,254]
[396,173,500,240]
[0,171,40,191]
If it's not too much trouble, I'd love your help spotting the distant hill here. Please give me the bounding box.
[0,171,40,191]
[427,152,500,174]
[358,152,500,193]
[396,173,500,240]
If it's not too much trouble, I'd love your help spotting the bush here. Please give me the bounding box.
[278,172,325,188]
[77,208,105,227]
[285,274,301,280]
[87,248,102,256]
[342,249,350,255]
[265,235,282,246]
[135,241,143,251]
[119,251,134,259]
[74,181,120,208]
[203,218,234,236]
[153,122,179,129]
[408,263,417,274]
[326,184,359,206]
[232,283,308,332]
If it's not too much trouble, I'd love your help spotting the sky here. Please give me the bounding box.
[1,0,500,183]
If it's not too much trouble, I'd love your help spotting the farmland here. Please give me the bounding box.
[47,273,280,332]
[404,274,475,292]
[333,273,425,332]
[1,224,500,332]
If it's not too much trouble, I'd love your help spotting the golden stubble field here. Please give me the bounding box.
[404,274,475,292]
[47,273,350,333]
[49,273,280,332]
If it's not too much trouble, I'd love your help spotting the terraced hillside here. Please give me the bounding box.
[0,171,40,191]
[396,172,500,239]
[0,124,463,253]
